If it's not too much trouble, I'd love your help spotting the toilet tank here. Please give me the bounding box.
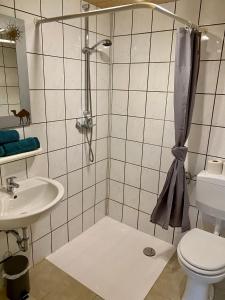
[196,171,225,221]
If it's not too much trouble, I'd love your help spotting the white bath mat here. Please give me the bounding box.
[47,217,175,300]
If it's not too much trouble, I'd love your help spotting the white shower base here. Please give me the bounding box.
[47,217,175,300]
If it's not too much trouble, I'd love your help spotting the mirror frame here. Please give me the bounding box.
[0,14,31,129]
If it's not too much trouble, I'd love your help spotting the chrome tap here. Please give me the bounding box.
[6,176,20,194]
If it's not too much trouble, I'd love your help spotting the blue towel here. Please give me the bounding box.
[0,130,19,145]
[0,146,5,157]
[3,137,40,156]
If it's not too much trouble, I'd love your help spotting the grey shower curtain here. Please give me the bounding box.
[151,28,201,232]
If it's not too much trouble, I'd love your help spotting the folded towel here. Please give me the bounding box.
[3,137,40,156]
[0,146,5,157]
[0,130,19,145]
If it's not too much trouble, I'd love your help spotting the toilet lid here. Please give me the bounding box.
[179,228,225,271]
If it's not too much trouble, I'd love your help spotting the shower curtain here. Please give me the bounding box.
[151,28,201,232]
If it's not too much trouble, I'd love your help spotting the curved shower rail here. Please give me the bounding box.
[35,1,199,30]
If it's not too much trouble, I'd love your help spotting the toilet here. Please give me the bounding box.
[178,171,225,300]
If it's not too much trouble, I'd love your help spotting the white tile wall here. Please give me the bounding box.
[109,0,225,245]
[0,0,110,265]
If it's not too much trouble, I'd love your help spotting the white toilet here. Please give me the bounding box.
[178,171,225,300]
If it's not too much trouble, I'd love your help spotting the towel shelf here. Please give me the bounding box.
[0,148,42,165]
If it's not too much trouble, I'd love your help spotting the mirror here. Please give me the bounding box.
[0,14,30,129]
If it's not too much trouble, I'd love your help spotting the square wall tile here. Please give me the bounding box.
[129,63,148,91]
[67,145,82,172]
[44,56,64,89]
[197,61,220,94]
[188,124,210,154]
[95,201,105,222]
[127,117,144,142]
[27,54,44,89]
[97,63,109,90]
[96,138,108,162]
[160,147,173,173]
[212,95,225,127]
[152,2,175,31]
[148,63,170,91]
[175,0,201,28]
[33,234,51,265]
[112,90,128,115]
[65,59,81,89]
[200,0,225,25]
[123,206,138,229]
[128,91,146,117]
[41,0,62,17]
[97,115,109,139]
[113,64,130,90]
[165,93,174,121]
[24,123,47,152]
[83,208,94,231]
[124,185,139,209]
[68,216,82,241]
[113,36,131,63]
[42,22,63,56]
[139,190,157,214]
[138,212,155,235]
[111,138,125,161]
[83,186,95,211]
[96,180,107,203]
[65,90,82,119]
[111,115,127,139]
[126,140,142,165]
[51,200,67,230]
[108,200,122,221]
[27,154,48,178]
[29,90,46,124]
[15,0,40,15]
[146,92,167,119]
[208,127,225,158]
[217,61,225,94]
[96,159,107,182]
[150,31,172,62]
[142,144,161,170]
[49,148,67,178]
[125,163,141,188]
[31,214,51,242]
[192,94,214,125]
[144,119,164,145]
[132,9,152,34]
[68,193,82,220]
[110,159,124,182]
[46,90,65,121]
[83,164,95,189]
[131,34,150,63]
[68,169,82,197]
[110,180,123,203]
[64,25,81,59]
[47,120,66,152]
[52,224,68,252]
[66,119,82,147]
[63,0,81,27]
[114,10,132,35]
[162,121,175,148]
[141,167,159,194]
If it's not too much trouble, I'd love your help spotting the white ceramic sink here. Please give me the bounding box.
[0,177,64,230]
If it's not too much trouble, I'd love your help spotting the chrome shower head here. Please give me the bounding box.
[82,39,112,54]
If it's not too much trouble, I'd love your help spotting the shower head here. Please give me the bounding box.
[82,39,112,54]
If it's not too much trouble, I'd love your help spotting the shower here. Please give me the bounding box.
[76,4,112,162]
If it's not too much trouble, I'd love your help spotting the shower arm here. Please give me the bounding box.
[35,1,199,30]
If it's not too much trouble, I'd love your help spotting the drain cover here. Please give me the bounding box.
[143,247,156,257]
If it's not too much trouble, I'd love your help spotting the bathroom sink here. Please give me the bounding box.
[0,177,64,230]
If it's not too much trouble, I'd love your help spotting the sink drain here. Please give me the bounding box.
[143,247,156,257]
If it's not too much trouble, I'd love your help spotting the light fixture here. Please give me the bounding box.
[0,38,15,44]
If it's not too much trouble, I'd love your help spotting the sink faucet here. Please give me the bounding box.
[6,176,20,195]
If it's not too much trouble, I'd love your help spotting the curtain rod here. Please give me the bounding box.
[35,1,199,30]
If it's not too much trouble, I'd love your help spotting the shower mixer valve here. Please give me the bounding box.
[76,112,95,131]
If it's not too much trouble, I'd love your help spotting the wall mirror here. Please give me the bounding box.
[0,14,30,129]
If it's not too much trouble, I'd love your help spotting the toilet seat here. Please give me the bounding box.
[178,228,225,276]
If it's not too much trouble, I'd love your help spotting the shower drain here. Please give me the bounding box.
[143,247,156,257]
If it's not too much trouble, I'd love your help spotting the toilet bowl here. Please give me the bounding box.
[177,228,225,300]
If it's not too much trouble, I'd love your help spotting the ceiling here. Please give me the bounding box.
[86,0,175,8]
